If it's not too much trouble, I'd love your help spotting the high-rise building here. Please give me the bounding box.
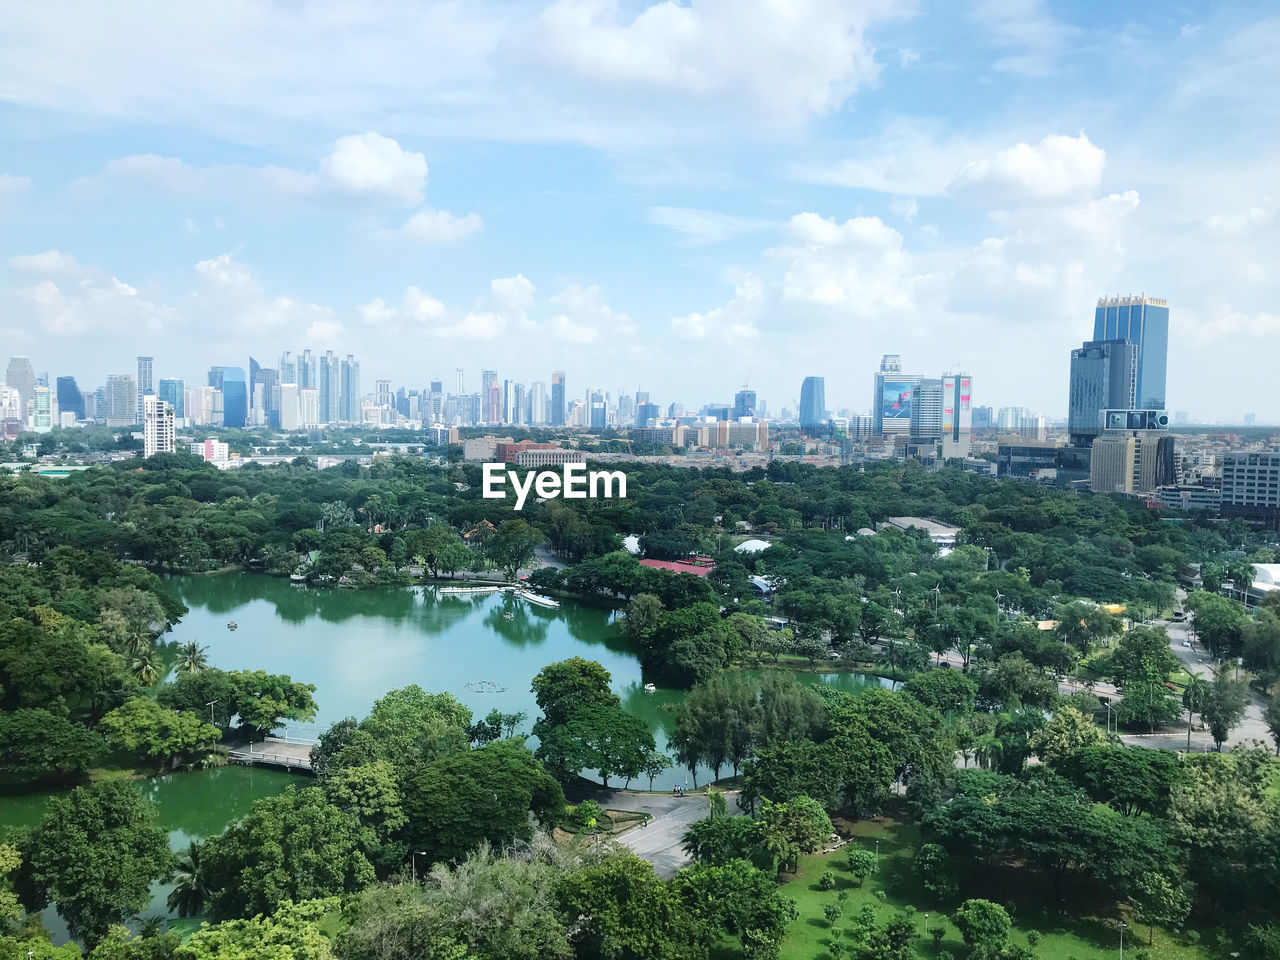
[637,402,659,428]
[1068,339,1137,446]
[158,378,185,420]
[340,355,360,423]
[551,371,566,427]
[278,383,301,430]
[279,351,297,386]
[210,366,248,428]
[55,376,85,421]
[799,376,826,429]
[909,379,944,440]
[941,374,973,459]
[734,388,757,420]
[299,387,319,428]
[298,349,317,391]
[1089,416,1176,495]
[375,378,391,409]
[143,394,175,457]
[586,387,607,429]
[104,374,138,427]
[872,355,921,436]
[1093,295,1169,410]
[248,356,261,410]
[30,386,57,433]
[513,382,527,425]
[318,351,341,424]
[254,368,278,427]
[136,356,153,424]
[482,370,499,423]
[531,381,547,425]
[5,356,35,421]
[1220,453,1280,525]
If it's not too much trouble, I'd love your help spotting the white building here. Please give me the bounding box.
[190,438,229,464]
[299,387,319,428]
[30,386,57,433]
[143,394,175,457]
[278,383,301,430]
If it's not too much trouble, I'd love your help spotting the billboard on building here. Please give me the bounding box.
[881,379,914,422]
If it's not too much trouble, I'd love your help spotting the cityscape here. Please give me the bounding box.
[4,3,1280,960]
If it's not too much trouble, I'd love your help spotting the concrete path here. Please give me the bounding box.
[608,789,741,878]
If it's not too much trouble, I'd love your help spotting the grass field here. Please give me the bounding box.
[777,814,1217,960]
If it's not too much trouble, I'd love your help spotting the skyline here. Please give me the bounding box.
[3,2,1279,419]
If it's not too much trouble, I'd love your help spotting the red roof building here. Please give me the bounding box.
[639,557,717,578]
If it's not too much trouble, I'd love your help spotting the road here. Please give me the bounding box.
[607,789,741,878]
[1118,610,1274,752]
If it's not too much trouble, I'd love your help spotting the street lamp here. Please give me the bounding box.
[411,851,427,883]
[875,839,880,868]
[1118,920,1128,959]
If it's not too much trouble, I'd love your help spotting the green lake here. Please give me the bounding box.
[0,572,887,933]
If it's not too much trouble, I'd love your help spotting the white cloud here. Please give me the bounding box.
[889,197,918,223]
[318,132,428,205]
[397,208,483,243]
[305,319,345,344]
[1184,301,1280,344]
[647,206,769,244]
[526,0,895,127]
[194,252,335,332]
[85,132,428,208]
[547,283,635,339]
[9,250,81,274]
[898,48,920,68]
[490,274,536,314]
[18,272,170,337]
[671,273,763,340]
[773,213,914,310]
[436,311,505,340]
[950,133,1105,202]
[0,174,31,201]
[1204,201,1276,239]
[973,0,1074,77]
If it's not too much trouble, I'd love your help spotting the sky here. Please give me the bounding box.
[1,0,1278,421]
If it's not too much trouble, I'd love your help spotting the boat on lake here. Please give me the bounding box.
[227,620,238,630]
[519,590,560,608]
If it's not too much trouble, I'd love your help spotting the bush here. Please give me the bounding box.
[567,799,602,831]
[1027,930,1042,946]
[823,903,841,924]
[817,870,836,891]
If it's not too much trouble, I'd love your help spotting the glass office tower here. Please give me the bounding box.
[1093,295,1168,410]
[798,376,826,428]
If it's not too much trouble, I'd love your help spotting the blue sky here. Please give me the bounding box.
[2,0,1278,420]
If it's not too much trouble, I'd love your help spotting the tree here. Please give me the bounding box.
[0,707,104,782]
[1053,601,1122,654]
[177,898,339,960]
[845,848,876,888]
[1266,695,1280,755]
[98,697,221,767]
[532,657,615,725]
[951,899,1011,960]
[1202,670,1248,751]
[485,518,545,581]
[758,796,832,874]
[1030,706,1109,766]
[1129,871,1192,946]
[1056,745,1181,817]
[200,786,376,921]
[175,642,209,675]
[21,782,173,946]
[555,850,704,960]
[166,842,207,918]
[902,670,978,716]
[674,859,797,957]
[913,843,958,901]
[622,594,664,644]
[1183,675,1212,752]
[642,748,672,790]
[682,816,765,868]
[402,739,564,865]
[1186,591,1246,660]
[224,669,318,738]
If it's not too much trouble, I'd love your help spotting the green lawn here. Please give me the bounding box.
[777,816,1216,960]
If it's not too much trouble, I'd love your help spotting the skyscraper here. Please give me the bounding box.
[299,387,319,428]
[136,356,153,424]
[872,355,921,436]
[909,379,944,439]
[55,376,84,421]
[5,356,35,420]
[340,355,360,422]
[587,387,607,429]
[1093,295,1169,410]
[210,366,247,428]
[104,374,138,427]
[143,395,175,457]
[30,386,57,433]
[318,351,341,424]
[248,356,261,410]
[279,351,297,386]
[278,383,300,430]
[798,376,826,429]
[734,388,757,419]
[481,370,498,423]
[531,381,547,425]
[158,378,185,420]
[551,371,566,427]
[941,374,973,459]
[254,368,278,427]
[1067,339,1137,446]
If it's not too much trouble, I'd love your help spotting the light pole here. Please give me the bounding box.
[875,839,880,868]
[1119,919,1128,959]
[206,699,219,724]
[1105,701,1113,735]
[411,851,427,883]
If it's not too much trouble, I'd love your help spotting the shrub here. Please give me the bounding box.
[817,870,837,891]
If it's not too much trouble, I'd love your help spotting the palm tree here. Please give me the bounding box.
[166,842,208,918]
[130,650,161,686]
[1183,675,1212,752]
[177,641,209,675]
[124,632,153,656]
